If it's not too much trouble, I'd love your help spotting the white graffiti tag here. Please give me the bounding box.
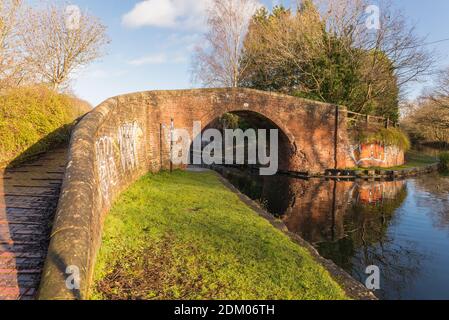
[95,136,118,206]
[118,122,140,171]
[349,144,402,166]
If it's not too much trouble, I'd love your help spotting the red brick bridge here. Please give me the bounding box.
[0,88,398,300]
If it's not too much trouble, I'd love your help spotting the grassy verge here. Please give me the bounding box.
[0,86,90,168]
[405,150,439,168]
[91,171,348,300]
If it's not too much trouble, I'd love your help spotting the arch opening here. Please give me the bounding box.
[188,110,295,174]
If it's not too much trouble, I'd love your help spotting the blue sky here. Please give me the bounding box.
[65,0,449,106]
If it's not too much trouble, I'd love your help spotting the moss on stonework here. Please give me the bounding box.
[352,127,411,152]
[91,171,348,300]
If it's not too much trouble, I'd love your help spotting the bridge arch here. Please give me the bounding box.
[199,107,297,146]
[192,109,296,171]
[146,88,349,173]
[37,88,353,299]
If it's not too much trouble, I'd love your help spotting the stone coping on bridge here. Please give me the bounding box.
[36,87,396,300]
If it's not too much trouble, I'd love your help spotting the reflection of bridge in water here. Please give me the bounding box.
[215,166,430,299]
[282,179,407,244]
[215,166,407,244]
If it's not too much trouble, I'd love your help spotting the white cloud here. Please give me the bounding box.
[172,52,189,63]
[122,0,212,30]
[127,53,168,66]
[127,52,190,66]
[88,69,110,79]
[123,0,263,67]
[166,33,202,51]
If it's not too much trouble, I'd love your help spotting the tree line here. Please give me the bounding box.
[192,0,435,124]
[402,69,449,145]
[0,0,108,92]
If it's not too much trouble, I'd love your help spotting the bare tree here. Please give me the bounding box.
[433,68,449,102]
[402,67,449,144]
[317,0,434,104]
[21,2,109,90]
[0,0,29,90]
[242,3,326,95]
[402,98,449,143]
[191,0,261,88]
[242,0,434,114]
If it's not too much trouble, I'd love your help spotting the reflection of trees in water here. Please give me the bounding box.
[280,180,409,243]
[344,185,425,299]
[281,179,354,243]
[217,167,427,299]
[413,174,449,232]
[267,176,425,300]
[214,168,293,214]
[346,182,408,252]
[351,240,424,300]
[316,182,425,299]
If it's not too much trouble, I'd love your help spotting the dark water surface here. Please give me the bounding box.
[216,167,449,300]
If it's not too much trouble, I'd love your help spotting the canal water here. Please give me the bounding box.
[215,167,449,300]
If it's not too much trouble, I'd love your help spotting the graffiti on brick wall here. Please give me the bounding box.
[118,122,141,171]
[349,144,401,166]
[95,136,118,206]
[95,122,142,206]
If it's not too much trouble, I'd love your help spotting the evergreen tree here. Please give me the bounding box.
[240,1,400,121]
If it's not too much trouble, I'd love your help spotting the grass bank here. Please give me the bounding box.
[91,171,348,300]
[0,86,91,168]
[405,150,439,168]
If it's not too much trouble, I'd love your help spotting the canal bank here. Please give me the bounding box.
[213,166,449,300]
[215,173,376,300]
[90,170,362,300]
